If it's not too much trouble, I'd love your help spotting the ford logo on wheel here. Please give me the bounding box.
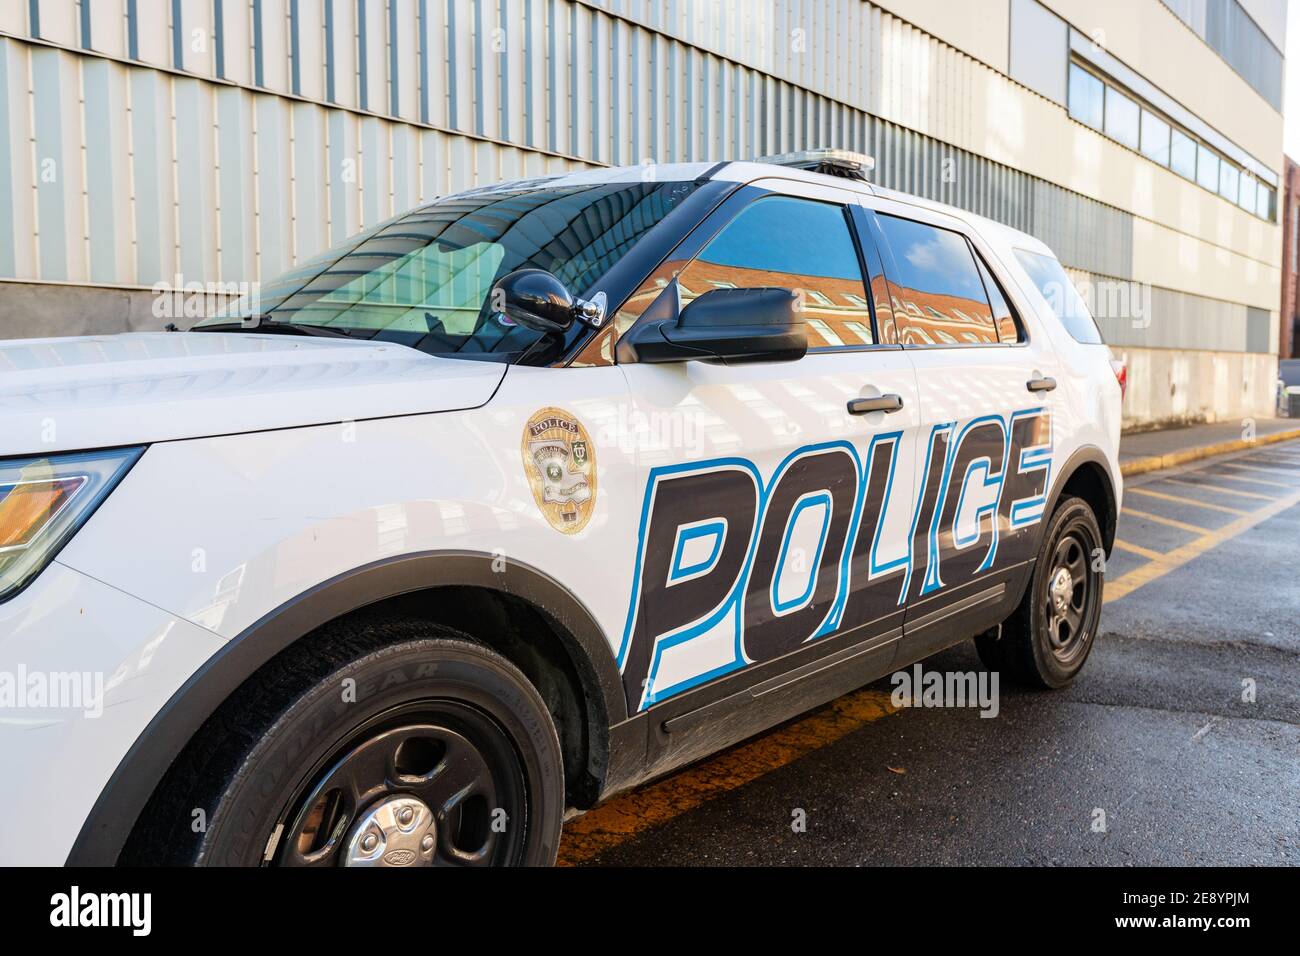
[383,848,418,867]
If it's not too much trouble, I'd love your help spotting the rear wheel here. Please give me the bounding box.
[976,495,1104,688]
[126,620,564,866]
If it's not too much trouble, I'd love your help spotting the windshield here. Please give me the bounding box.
[199,178,701,360]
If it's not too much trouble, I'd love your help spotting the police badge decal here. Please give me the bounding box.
[522,407,597,534]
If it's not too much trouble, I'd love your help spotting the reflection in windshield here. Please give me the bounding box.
[201,179,700,360]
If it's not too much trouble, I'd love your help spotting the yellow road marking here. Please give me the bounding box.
[557,688,898,865]
[1126,486,1250,516]
[1111,538,1164,560]
[1120,507,1211,535]
[1164,477,1276,502]
[1106,485,1300,603]
[1219,463,1298,482]
[1208,468,1294,489]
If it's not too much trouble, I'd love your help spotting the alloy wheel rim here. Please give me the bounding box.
[1042,523,1098,665]
[272,701,528,867]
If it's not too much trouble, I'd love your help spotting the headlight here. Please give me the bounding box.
[0,447,143,602]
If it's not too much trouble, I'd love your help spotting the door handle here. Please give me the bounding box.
[1026,376,1057,393]
[847,394,904,415]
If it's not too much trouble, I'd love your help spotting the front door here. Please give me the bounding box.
[613,179,922,747]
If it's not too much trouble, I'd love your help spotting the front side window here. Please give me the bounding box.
[1013,249,1104,345]
[876,215,1000,346]
[676,195,874,349]
[200,179,700,361]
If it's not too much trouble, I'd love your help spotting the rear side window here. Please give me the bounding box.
[1012,249,1104,344]
[974,254,1022,343]
[876,214,1000,346]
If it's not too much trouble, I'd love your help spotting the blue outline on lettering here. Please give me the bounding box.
[900,422,954,604]
[1006,407,1053,528]
[668,519,728,585]
[923,414,1008,594]
[771,492,832,614]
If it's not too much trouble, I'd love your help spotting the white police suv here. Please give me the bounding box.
[0,150,1123,866]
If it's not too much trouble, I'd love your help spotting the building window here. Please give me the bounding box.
[1196,144,1220,193]
[1140,110,1170,166]
[1068,57,1275,221]
[1170,129,1197,180]
[1104,87,1139,150]
[1219,163,1239,204]
[1068,64,1103,130]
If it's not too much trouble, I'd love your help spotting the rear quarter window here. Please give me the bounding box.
[1012,249,1104,344]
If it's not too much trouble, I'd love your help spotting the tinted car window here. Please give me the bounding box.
[1013,249,1104,344]
[678,196,873,348]
[876,214,1000,346]
[975,254,1021,343]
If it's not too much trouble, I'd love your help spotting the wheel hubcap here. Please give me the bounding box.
[1049,567,1073,613]
[343,794,437,867]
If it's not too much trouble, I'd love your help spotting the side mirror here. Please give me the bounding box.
[617,283,807,365]
[491,269,578,334]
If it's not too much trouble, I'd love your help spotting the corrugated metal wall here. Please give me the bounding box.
[0,0,1273,354]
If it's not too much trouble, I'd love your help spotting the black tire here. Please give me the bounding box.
[125,618,564,866]
[976,495,1104,689]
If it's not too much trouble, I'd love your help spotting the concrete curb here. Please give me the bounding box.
[1119,426,1300,478]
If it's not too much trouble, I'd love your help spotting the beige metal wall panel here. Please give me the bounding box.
[361,0,385,111]
[134,0,170,68]
[33,0,78,46]
[394,0,419,121]
[175,78,219,283]
[87,0,126,59]
[221,0,253,86]
[188,1,218,78]
[1131,216,1279,312]
[871,0,1010,72]
[291,101,327,259]
[295,0,324,101]
[260,0,289,94]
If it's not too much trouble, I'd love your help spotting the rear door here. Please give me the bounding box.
[863,197,1064,664]
[613,177,921,769]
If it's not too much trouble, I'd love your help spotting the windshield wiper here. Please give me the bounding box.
[189,316,356,338]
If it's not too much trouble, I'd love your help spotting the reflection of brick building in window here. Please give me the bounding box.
[887,284,1001,345]
[677,259,875,347]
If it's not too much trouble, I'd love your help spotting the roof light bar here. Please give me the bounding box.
[754,148,876,181]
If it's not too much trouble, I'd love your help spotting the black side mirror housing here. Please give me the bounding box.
[491,269,577,334]
[617,282,807,365]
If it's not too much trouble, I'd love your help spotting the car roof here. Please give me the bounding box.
[474,158,1056,260]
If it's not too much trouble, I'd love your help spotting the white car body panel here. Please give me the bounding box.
[0,564,226,865]
[0,332,506,452]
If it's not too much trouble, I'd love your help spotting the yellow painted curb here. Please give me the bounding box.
[1119,427,1300,478]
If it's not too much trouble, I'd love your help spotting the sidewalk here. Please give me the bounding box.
[1119,417,1300,477]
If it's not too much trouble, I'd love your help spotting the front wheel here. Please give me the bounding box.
[976,495,1104,688]
[126,620,565,866]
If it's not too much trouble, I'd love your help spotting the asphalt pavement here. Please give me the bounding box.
[561,439,1300,866]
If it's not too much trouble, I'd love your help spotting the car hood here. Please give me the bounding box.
[0,332,507,454]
